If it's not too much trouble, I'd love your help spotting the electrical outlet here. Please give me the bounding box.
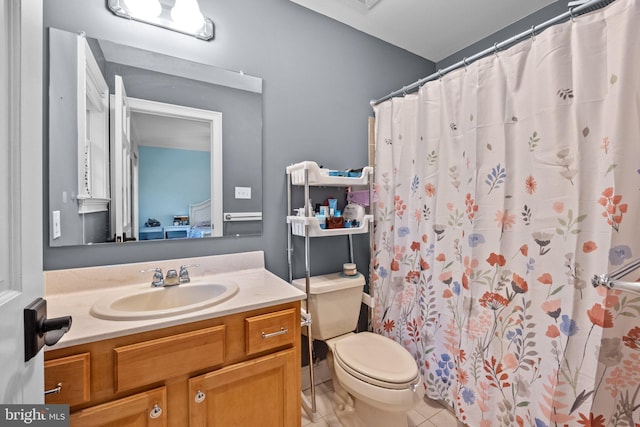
[235,186,251,199]
[52,211,61,239]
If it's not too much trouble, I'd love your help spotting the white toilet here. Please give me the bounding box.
[293,272,422,427]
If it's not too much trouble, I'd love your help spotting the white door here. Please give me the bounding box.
[110,75,134,242]
[0,0,45,403]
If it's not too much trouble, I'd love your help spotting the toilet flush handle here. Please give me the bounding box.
[410,382,419,393]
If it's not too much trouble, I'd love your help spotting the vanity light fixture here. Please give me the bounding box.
[107,0,214,41]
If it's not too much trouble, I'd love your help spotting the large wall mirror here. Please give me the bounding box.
[47,27,263,247]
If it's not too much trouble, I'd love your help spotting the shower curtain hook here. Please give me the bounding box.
[438,69,444,80]
[462,57,468,70]
[531,25,536,41]
[569,7,576,22]
[493,42,499,57]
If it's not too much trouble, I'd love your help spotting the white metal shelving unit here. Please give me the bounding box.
[285,161,374,422]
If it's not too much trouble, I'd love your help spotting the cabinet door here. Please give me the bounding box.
[70,386,167,427]
[189,349,299,427]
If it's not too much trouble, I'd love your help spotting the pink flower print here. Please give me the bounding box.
[405,270,420,284]
[479,292,509,310]
[541,299,561,319]
[393,245,406,260]
[439,271,453,285]
[587,303,613,328]
[511,273,528,294]
[486,252,506,267]
[503,353,518,370]
[553,201,564,214]
[546,325,560,338]
[425,182,436,197]
[465,193,478,222]
[463,256,478,276]
[537,273,553,285]
[601,137,611,154]
[583,241,598,253]
[394,195,407,218]
[495,209,515,237]
[525,175,537,195]
[623,327,640,350]
[598,187,628,231]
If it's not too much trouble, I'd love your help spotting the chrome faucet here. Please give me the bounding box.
[141,267,164,287]
[164,269,180,286]
[179,264,199,284]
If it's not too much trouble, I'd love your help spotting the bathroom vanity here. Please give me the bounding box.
[43,252,305,426]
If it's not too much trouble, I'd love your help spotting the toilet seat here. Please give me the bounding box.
[333,332,420,390]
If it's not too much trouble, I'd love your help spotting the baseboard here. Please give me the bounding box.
[301,359,331,390]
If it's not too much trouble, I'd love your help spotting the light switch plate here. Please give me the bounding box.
[235,186,251,199]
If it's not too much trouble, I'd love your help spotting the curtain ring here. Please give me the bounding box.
[462,57,468,70]
[438,69,444,80]
[493,42,499,57]
[531,25,536,41]
[569,7,576,22]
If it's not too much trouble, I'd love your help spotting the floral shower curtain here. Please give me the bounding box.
[372,1,640,425]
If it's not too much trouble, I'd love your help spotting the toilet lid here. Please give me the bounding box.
[333,332,419,389]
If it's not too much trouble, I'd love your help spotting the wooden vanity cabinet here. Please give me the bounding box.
[44,302,301,427]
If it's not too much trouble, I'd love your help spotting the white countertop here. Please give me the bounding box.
[44,252,305,350]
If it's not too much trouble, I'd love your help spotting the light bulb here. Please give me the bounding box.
[123,0,162,20]
[171,0,205,33]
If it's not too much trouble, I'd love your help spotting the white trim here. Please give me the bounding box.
[77,35,110,208]
[0,0,44,403]
[127,97,224,237]
[77,196,110,214]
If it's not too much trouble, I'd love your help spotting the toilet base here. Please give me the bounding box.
[332,391,409,427]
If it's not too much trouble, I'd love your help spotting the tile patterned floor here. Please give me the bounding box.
[302,381,465,427]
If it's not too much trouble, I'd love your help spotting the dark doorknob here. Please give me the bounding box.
[24,298,72,362]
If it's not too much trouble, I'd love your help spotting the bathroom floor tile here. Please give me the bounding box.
[413,396,446,419]
[426,408,462,427]
[302,389,335,418]
[302,415,330,427]
[301,380,465,427]
[408,408,427,427]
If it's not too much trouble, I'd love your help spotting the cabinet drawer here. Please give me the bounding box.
[114,325,225,392]
[245,308,296,356]
[70,386,167,427]
[44,353,90,406]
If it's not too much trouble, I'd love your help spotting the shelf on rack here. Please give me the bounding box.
[286,161,373,187]
[287,215,373,237]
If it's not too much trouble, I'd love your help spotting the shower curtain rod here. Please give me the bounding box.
[371,0,615,106]
[592,258,640,295]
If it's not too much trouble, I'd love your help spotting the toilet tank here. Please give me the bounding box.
[292,272,365,341]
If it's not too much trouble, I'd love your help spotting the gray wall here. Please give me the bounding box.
[43,0,434,280]
[437,1,569,70]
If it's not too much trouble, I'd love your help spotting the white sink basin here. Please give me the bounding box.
[90,282,239,320]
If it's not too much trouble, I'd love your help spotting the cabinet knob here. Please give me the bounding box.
[149,403,162,419]
[195,390,206,403]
